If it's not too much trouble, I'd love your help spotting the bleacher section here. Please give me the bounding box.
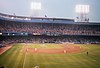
[0,13,100,46]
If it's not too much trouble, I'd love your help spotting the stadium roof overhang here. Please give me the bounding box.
[0,12,100,25]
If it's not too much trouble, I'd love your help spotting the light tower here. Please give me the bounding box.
[30,0,41,17]
[75,5,90,23]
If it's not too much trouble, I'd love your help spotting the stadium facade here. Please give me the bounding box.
[0,13,100,47]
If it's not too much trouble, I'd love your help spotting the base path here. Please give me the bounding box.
[27,44,83,54]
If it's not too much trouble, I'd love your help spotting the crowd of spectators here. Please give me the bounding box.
[0,22,100,36]
[0,35,100,46]
[0,18,100,46]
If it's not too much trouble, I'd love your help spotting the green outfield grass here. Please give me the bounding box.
[0,43,100,68]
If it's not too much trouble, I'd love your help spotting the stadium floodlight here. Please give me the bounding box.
[31,2,41,10]
[30,1,42,17]
[75,5,89,14]
[75,4,90,22]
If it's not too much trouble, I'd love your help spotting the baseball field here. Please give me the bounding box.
[0,43,100,68]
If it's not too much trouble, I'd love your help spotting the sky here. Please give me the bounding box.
[0,0,100,22]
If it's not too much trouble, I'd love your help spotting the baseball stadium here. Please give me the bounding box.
[0,0,100,68]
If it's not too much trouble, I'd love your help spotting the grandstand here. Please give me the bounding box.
[0,12,100,46]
